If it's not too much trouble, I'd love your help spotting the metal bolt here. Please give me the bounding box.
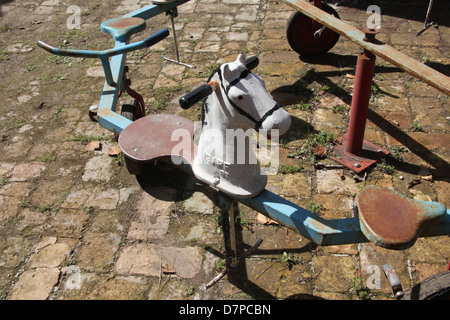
[362,27,380,42]
[213,176,220,185]
[354,163,361,168]
[134,148,140,152]
[394,291,405,300]
[313,25,326,38]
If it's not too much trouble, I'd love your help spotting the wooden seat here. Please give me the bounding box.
[101,17,146,41]
[356,186,446,250]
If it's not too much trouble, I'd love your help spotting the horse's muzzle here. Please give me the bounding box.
[259,106,291,136]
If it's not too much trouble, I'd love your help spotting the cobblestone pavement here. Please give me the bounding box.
[0,0,448,300]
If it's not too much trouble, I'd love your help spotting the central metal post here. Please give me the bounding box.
[228,199,238,265]
[331,30,388,173]
[346,49,375,155]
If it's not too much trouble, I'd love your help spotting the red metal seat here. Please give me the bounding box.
[101,17,146,42]
[117,114,196,174]
[356,186,447,250]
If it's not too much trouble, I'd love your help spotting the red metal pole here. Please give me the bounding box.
[312,0,322,30]
[345,49,376,155]
[313,0,322,9]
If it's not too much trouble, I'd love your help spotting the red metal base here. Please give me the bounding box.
[331,134,389,173]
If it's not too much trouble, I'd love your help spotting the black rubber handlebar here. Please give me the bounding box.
[245,56,259,72]
[179,56,259,110]
[179,84,213,110]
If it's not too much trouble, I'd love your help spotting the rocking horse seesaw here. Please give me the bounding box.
[37,45,449,253]
[37,2,449,258]
[120,54,450,295]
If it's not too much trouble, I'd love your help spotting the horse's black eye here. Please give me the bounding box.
[238,95,243,100]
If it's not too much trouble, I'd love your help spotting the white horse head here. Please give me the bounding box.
[194,54,291,198]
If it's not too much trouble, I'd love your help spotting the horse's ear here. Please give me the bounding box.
[222,64,232,83]
[223,54,246,82]
[237,53,246,66]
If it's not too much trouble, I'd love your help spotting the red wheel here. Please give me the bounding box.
[286,2,340,56]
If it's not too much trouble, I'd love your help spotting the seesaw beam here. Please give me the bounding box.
[281,0,450,96]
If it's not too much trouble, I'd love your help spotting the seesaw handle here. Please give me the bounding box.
[245,56,259,71]
[38,29,169,87]
[38,29,169,58]
[179,56,259,109]
[179,81,218,109]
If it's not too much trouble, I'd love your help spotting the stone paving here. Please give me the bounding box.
[0,0,449,300]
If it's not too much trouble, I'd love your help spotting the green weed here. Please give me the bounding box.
[292,102,311,111]
[306,200,324,215]
[281,252,299,270]
[370,83,382,101]
[67,135,103,142]
[352,273,371,300]
[378,158,395,175]
[332,104,350,114]
[278,164,302,174]
[410,122,424,132]
[37,155,56,162]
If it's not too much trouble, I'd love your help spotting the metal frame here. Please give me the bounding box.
[97,1,191,135]
[39,0,191,136]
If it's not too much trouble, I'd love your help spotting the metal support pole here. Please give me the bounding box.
[383,264,405,299]
[416,0,437,37]
[424,0,434,28]
[312,0,322,30]
[345,50,375,155]
[331,31,389,173]
[169,9,179,62]
[162,9,196,68]
[228,199,238,266]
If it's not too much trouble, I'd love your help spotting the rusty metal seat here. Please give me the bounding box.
[356,186,447,250]
[118,114,196,175]
[101,17,146,42]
